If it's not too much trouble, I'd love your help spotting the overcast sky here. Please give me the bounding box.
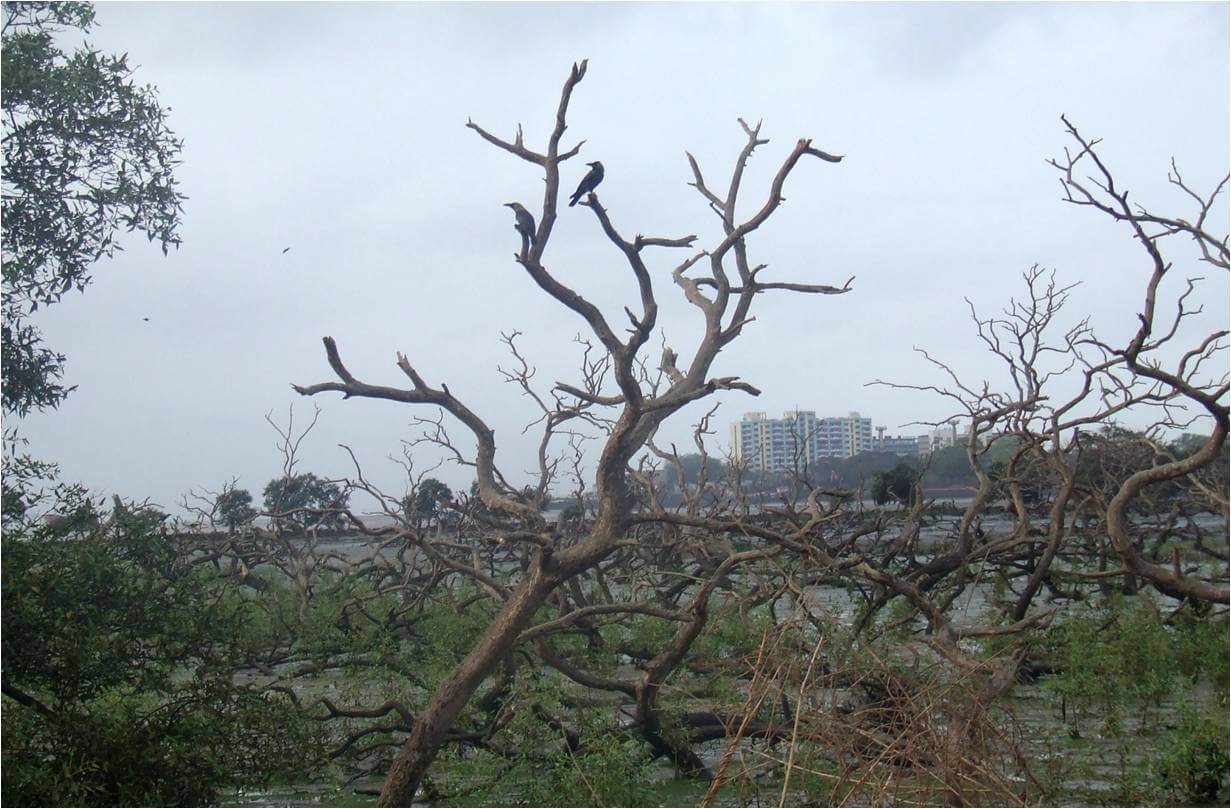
[12,1,1229,514]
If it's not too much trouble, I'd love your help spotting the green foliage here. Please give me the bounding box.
[232,571,392,659]
[408,589,499,689]
[621,613,676,655]
[438,672,654,807]
[660,453,727,490]
[871,461,918,506]
[1166,433,1210,459]
[262,472,349,531]
[1045,596,1177,733]
[0,431,87,530]
[1038,596,1228,805]
[3,686,318,807]
[1068,424,1227,510]
[2,0,184,415]
[741,435,1019,496]
[1,496,319,805]
[4,501,204,701]
[982,434,1019,466]
[842,450,915,486]
[921,444,973,486]
[403,477,455,529]
[1073,424,1156,495]
[1153,705,1230,805]
[214,487,256,532]
[1171,602,1230,690]
[695,606,772,660]
[497,730,652,806]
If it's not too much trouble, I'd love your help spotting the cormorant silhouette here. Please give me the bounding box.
[568,161,604,207]
[503,202,536,245]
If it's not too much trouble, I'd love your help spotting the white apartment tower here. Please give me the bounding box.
[731,411,874,473]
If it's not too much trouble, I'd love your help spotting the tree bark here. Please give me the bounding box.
[377,564,560,806]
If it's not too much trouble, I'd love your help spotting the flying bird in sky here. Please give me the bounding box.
[282,247,291,254]
[142,317,150,322]
[503,202,536,245]
[568,161,604,207]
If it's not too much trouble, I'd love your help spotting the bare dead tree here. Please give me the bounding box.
[292,60,853,805]
[864,119,1227,643]
[1050,117,1228,602]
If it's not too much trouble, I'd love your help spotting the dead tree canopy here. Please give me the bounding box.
[294,59,853,805]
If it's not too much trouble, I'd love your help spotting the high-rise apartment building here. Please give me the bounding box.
[731,411,874,472]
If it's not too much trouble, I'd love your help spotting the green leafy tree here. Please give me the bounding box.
[675,453,727,486]
[840,451,904,486]
[262,472,348,531]
[1167,432,1209,459]
[920,444,973,486]
[2,1,184,415]
[871,461,918,506]
[402,477,454,530]
[215,486,256,532]
[1,496,317,805]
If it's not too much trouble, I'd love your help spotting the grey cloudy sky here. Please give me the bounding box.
[13,1,1229,513]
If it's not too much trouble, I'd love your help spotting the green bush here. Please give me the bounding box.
[435,671,654,807]
[1,500,320,805]
[1045,595,1177,733]
[1154,706,1230,805]
[1038,596,1229,805]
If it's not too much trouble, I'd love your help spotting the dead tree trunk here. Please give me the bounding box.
[378,561,559,804]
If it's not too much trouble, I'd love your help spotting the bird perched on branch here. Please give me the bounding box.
[503,202,536,245]
[568,161,604,207]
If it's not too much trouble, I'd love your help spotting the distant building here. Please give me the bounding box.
[874,427,929,456]
[929,421,969,451]
[731,410,874,473]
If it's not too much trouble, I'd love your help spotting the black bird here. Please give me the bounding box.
[568,161,604,207]
[281,247,291,254]
[142,317,150,322]
[503,202,536,245]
